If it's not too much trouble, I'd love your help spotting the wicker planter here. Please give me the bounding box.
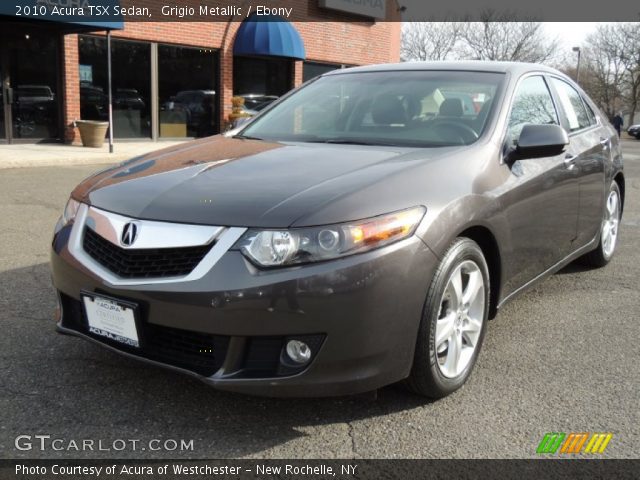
[76,120,109,148]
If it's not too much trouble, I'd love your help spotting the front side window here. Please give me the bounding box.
[507,75,558,144]
[582,97,598,126]
[240,71,505,147]
[550,78,592,132]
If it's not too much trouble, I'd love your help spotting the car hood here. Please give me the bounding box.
[73,136,460,228]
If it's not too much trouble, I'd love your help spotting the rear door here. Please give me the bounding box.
[547,77,608,247]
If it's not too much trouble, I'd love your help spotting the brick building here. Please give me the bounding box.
[0,1,401,145]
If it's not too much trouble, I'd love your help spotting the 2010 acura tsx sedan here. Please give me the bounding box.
[51,62,624,398]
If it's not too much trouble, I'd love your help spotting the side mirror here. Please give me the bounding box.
[510,124,569,161]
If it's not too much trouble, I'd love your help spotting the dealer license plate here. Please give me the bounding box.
[82,293,140,348]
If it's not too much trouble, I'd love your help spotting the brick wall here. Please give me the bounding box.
[62,0,401,143]
[62,34,80,143]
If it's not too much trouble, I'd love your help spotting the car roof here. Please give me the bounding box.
[325,61,565,77]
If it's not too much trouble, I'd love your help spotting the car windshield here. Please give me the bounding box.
[240,70,505,147]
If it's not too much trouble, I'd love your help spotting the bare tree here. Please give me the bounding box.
[401,15,559,65]
[581,26,627,119]
[580,23,640,123]
[457,11,559,63]
[401,22,462,61]
[618,23,640,125]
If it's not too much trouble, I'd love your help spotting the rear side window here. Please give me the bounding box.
[550,78,592,132]
[507,75,558,143]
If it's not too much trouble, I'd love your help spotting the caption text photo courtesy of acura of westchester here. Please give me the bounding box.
[50,61,624,398]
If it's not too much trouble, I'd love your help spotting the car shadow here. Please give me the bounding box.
[555,259,594,275]
[1,263,436,459]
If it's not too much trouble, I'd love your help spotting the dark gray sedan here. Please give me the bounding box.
[51,62,624,398]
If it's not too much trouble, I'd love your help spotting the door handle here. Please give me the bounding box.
[600,137,610,150]
[564,153,577,170]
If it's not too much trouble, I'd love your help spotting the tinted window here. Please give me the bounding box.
[507,76,558,143]
[550,78,592,132]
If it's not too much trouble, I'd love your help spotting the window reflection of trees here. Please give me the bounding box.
[508,87,557,143]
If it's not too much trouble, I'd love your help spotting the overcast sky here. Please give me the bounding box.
[542,22,605,47]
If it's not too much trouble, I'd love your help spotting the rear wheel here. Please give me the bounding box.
[583,181,621,268]
[406,238,490,398]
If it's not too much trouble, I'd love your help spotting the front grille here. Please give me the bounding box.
[83,227,212,279]
[143,323,229,376]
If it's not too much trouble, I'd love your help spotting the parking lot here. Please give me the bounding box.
[1,139,638,459]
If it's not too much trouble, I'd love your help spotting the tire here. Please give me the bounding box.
[582,181,621,268]
[406,238,490,398]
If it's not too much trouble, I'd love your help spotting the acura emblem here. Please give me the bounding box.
[121,222,139,247]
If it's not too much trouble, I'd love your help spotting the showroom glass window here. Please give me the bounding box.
[507,75,559,144]
[302,62,344,82]
[1,28,60,140]
[158,45,219,138]
[234,56,293,99]
[78,36,151,138]
[549,78,594,132]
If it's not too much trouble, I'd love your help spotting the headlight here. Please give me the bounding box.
[235,206,425,267]
[61,198,81,226]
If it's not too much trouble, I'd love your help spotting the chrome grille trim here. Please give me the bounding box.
[84,206,224,249]
[68,204,247,286]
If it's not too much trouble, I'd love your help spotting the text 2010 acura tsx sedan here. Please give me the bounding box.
[51,62,624,398]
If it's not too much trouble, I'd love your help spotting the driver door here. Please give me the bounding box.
[499,75,580,295]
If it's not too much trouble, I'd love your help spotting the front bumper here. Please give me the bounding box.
[51,218,437,397]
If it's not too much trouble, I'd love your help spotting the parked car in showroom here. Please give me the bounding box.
[161,90,217,137]
[239,93,278,112]
[51,62,624,398]
[113,88,145,110]
[628,123,640,139]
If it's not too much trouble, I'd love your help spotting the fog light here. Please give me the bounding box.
[285,340,312,364]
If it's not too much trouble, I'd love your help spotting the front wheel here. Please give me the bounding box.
[406,238,490,398]
[583,181,621,268]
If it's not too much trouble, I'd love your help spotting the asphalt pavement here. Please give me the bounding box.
[1,140,638,459]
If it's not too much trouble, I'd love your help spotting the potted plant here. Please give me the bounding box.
[75,120,109,148]
[227,96,251,130]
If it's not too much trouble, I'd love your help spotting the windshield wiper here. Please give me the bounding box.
[306,138,399,147]
[233,134,264,141]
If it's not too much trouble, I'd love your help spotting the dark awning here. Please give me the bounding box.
[0,1,124,30]
[233,14,305,60]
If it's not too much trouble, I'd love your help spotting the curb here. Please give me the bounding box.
[0,154,130,170]
[0,141,186,170]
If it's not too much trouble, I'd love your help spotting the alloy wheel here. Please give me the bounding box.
[435,260,485,378]
[602,189,620,258]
